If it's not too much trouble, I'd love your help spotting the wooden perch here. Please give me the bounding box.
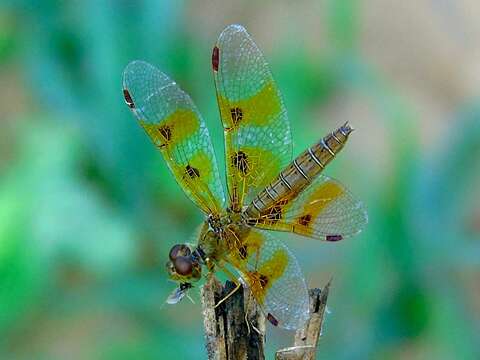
[276,281,331,360]
[201,276,265,360]
[201,276,331,360]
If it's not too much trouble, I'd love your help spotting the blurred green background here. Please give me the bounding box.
[1,1,479,359]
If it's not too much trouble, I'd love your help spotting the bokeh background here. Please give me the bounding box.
[1,1,479,359]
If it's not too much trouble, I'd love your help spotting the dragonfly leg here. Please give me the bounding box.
[243,289,263,336]
[214,281,242,308]
[214,264,241,309]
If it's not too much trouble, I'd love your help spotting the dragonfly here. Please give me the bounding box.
[122,24,367,330]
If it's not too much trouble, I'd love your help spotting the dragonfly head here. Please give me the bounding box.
[166,244,202,282]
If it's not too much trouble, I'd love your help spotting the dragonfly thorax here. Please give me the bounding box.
[207,211,242,234]
[206,214,224,234]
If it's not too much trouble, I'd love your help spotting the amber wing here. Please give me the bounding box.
[123,61,225,215]
[246,174,368,241]
[212,24,292,212]
[225,227,309,330]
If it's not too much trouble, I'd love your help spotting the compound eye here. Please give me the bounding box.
[173,256,193,276]
[169,244,191,261]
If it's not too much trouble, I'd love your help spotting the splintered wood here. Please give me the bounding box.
[201,276,265,360]
[201,276,331,360]
[275,281,331,360]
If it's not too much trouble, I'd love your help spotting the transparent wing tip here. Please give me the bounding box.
[121,60,163,110]
[220,23,248,38]
[122,60,155,84]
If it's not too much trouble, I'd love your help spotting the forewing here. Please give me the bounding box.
[213,24,292,211]
[123,61,225,214]
[226,228,309,330]
[247,175,368,241]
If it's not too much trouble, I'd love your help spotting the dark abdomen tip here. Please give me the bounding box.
[339,122,354,136]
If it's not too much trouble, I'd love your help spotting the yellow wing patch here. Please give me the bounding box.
[123,60,225,215]
[227,227,264,267]
[213,24,292,211]
[244,249,288,304]
[292,180,344,237]
[182,151,215,182]
[140,109,200,150]
[224,228,309,330]
[227,146,282,207]
[247,175,367,241]
[218,80,281,130]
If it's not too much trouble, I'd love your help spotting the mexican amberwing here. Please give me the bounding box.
[122,24,367,330]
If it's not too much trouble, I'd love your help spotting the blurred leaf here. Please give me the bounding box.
[327,0,358,52]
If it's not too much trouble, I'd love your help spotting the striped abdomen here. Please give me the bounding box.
[244,123,353,218]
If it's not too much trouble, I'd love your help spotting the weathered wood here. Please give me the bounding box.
[202,276,331,359]
[202,276,227,359]
[275,281,331,360]
[201,276,265,360]
[274,345,317,360]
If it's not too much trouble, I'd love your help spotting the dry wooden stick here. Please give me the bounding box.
[201,275,265,360]
[275,281,331,360]
[201,276,331,360]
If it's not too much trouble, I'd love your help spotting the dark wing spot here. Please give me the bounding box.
[185,165,200,179]
[238,245,248,260]
[212,46,219,71]
[232,150,249,175]
[230,107,243,126]
[326,234,343,242]
[259,274,269,288]
[298,214,312,226]
[158,125,172,141]
[123,89,135,108]
[267,313,279,327]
